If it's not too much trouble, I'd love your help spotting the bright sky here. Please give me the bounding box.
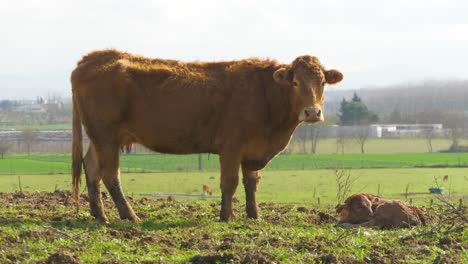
[1,0,467,99]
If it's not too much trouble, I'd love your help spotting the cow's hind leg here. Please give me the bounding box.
[83,143,108,223]
[242,166,261,219]
[219,153,241,222]
[97,144,140,223]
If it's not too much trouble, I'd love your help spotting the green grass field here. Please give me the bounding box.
[290,138,468,154]
[1,151,467,263]
[1,168,466,206]
[1,152,468,175]
[0,192,466,263]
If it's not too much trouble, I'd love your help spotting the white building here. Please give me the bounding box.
[322,124,444,138]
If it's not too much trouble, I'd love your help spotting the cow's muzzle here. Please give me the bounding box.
[300,107,324,123]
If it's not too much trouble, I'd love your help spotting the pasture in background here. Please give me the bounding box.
[1,167,466,206]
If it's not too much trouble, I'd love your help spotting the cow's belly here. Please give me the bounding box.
[127,113,220,155]
[124,89,226,154]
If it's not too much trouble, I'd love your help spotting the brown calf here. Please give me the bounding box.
[336,194,426,228]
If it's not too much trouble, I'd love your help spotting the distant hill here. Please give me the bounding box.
[325,79,468,115]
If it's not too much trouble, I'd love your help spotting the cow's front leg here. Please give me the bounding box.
[219,153,241,222]
[242,166,261,219]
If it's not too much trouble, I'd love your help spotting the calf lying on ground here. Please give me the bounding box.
[336,194,426,228]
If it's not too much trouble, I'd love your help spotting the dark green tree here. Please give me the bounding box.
[352,92,362,102]
[338,93,378,125]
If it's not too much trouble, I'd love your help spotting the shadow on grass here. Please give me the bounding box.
[140,219,199,231]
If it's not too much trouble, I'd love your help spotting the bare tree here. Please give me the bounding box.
[300,125,309,153]
[292,124,309,154]
[19,130,39,155]
[310,125,321,154]
[422,128,435,153]
[45,93,64,124]
[0,139,12,159]
[355,126,370,154]
[444,112,465,152]
[336,127,348,154]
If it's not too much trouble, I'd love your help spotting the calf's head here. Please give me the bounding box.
[336,195,373,224]
[273,55,343,123]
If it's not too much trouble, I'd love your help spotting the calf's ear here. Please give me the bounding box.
[325,69,343,84]
[335,204,345,213]
[273,67,290,85]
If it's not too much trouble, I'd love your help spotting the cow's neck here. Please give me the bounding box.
[262,67,302,143]
[263,67,301,132]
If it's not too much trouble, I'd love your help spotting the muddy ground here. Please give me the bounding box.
[0,191,466,263]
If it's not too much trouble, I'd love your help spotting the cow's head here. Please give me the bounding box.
[336,195,373,224]
[273,55,343,123]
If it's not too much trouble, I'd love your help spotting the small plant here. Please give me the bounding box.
[334,168,359,204]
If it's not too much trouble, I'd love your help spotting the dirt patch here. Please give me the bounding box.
[108,227,145,239]
[318,212,337,224]
[187,250,274,264]
[187,253,239,264]
[433,254,464,264]
[19,229,58,242]
[41,251,82,264]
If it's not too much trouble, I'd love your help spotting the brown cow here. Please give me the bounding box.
[336,194,426,228]
[202,184,213,196]
[71,49,343,223]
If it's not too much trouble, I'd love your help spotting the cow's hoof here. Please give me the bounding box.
[95,216,110,225]
[220,213,235,222]
[130,216,141,223]
[246,207,259,219]
[121,214,141,223]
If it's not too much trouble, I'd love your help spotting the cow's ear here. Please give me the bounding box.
[273,67,290,85]
[325,69,343,84]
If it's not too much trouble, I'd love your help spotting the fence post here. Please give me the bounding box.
[405,183,410,200]
[18,175,23,193]
[198,154,203,171]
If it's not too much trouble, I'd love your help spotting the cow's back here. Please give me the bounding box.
[71,50,273,155]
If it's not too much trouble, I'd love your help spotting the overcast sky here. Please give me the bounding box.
[1,0,467,99]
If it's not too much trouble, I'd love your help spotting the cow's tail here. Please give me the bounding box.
[72,95,83,212]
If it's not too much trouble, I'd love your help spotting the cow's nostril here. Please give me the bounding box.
[316,110,322,118]
[304,110,310,117]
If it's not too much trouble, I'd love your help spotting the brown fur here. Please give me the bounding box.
[71,49,342,223]
[443,175,448,181]
[202,184,213,196]
[336,193,426,228]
